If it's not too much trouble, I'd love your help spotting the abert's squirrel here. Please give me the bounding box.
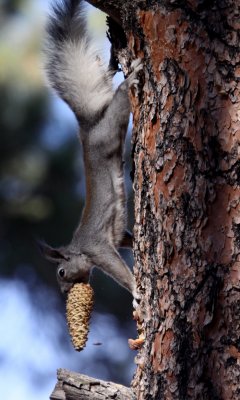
[40,0,142,295]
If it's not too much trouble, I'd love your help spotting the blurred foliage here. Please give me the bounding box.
[0,0,135,349]
[0,0,25,15]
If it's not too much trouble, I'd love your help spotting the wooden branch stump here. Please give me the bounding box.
[50,369,135,400]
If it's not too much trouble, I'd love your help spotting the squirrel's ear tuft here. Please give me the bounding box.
[36,240,69,263]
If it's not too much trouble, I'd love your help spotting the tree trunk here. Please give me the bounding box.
[51,1,240,399]
[127,1,240,400]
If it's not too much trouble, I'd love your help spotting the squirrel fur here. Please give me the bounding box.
[40,0,142,295]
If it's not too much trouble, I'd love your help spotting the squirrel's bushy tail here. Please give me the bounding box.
[44,0,113,122]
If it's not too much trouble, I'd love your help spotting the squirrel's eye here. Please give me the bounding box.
[58,268,65,278]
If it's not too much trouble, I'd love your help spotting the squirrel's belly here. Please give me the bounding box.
[109,167,126,245]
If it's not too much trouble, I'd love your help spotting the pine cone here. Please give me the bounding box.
[66,283,94,351]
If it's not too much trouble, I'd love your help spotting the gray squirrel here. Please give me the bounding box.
[39,0,142,295]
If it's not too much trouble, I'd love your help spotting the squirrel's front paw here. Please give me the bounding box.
[128,58,143,89]
[131,58,143,72]
[132,284,141,308]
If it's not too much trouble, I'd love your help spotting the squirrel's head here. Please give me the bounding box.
[38,241,91,294]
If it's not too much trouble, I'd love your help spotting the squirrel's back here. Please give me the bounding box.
[44,0,114,123]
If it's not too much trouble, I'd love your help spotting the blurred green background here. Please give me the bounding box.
[0,1,136,398]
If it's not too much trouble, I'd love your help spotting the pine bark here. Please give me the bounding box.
[127,1,240,400]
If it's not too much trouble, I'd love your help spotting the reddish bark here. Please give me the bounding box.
[128,2,240,399]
